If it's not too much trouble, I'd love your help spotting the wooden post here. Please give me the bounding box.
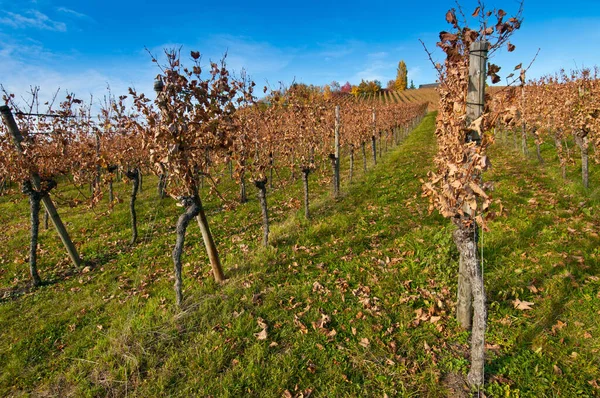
[520,85,528,155]
[371,110,377,165]
[462,40,488,388]
[0,105,82,268]
[466,41,487,144]
[334,105,341,198]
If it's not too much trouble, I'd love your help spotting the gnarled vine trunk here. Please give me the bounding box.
[24,181,43,287]
[521,122,528,155]
[269,152,274,190]
[302,168,311,219]
[125,168,140,244]
[453,221,486,388]
[535,141,544,164]
[371,135,377,165]
[108,180,114,204]
[456,250,473,329]
[22,179,56,286]
[349,146,355,183]
[554,134,567,179]
[254,179,269,246]
[173,195,201,306]
[329,154,339,199]
[239,168,247,203]
[158,173,167,199]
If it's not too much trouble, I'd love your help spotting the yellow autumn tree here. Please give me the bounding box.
[395,60,408,91]
[323,84,332,100]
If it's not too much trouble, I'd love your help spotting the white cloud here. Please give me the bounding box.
[57,7,87,19]
[207,35,295,76]
[352,54,396,83]
[367,51,388,60]
[0,39,155,114]
[315,41,359,61]
[149,35,297,87]
[0,10,66,32]
[407,67,422,82]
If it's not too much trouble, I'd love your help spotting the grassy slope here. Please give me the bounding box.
[0,113,599,397]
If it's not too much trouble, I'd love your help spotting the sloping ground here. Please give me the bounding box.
[0,113,598,397]
[379,86,506,113]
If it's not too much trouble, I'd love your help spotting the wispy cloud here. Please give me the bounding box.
[0,37,155,113]
[407,67,423,82]
[57,7,87,19]
[208,35,295,77]
[150,35,297,86]
[0,10,66,32]
[56,6,95,25]
[316,41,359,61]
[367,51,388,60]
[352,54,396,83]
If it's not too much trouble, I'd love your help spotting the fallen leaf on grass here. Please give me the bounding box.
[527,285,539,294]
[255,328,268,340]
[312,313,331,330]
[255,317,268,340]
[589,380,600,390]
[513,299,534,310]
[359,338,370,348]
[294,315,308,334]
[485,343,501,351]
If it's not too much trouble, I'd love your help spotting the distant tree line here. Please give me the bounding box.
[277,60,416,102]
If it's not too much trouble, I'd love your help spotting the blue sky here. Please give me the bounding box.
[1,0,599,105]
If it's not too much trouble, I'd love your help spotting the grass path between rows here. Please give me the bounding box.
[1,112,599,397]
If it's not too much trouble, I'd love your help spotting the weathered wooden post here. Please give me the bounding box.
[460,40,488,388]
[371,109,377,165]
[0,105,82,268]
[94,131,101,193]
[520,83,528,155]
[348,144,355,183]
[331,105,341,198]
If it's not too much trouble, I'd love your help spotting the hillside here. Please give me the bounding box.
[367,86,507,112]
[1,113,599,396]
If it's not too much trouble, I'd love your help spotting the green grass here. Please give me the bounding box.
[0,113,599,397]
